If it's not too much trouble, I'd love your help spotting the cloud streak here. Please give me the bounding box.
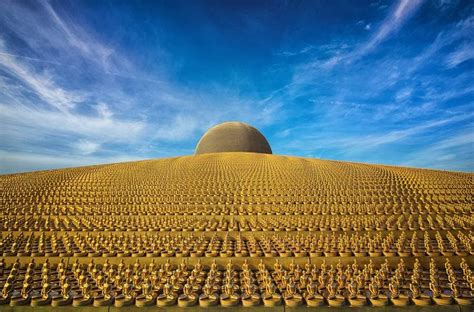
[445,41,474,68]
[0,51,84,113]
[352,0,425,60]
[311,0,426,70]
[339,114,473,150]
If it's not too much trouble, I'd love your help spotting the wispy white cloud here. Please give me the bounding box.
[274,45,317,57]
[395,87,413,102]
[434,0,460,11]
[41,0,112,64]
[73,139,101,155]
[401,127,474,171]
[0,50,85,113]
[354,0,425,57]
[154,114,202,141]
[0,102,145,143]
[288,11,473,129]
[0,31,145,146]
[445,41,474,68]
[405,15,473,75]
[430,130,474,151]
[0,0,124,73]
[0,51,62,65]
[317,0,426,69]
[338,113,473,150]
[291,0,427,89]
[275,113,473,159]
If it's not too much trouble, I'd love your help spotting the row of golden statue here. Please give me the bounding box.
[1,231,471,258]
[0,257,472,307]
[2,155,470,210]
[2,170,469,191]
[14,199,461,209]
[0,213,471,231]
[2,191,469,203]
[2,203,471,218]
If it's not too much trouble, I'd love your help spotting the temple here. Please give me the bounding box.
[0,122,472,310]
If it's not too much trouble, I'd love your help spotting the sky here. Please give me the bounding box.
[0,0,473,174]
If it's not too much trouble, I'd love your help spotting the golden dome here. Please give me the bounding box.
[195,121,272,155]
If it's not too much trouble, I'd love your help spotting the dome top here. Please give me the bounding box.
[195,121,272,155]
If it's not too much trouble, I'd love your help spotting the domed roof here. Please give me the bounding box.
[195,122,272,155]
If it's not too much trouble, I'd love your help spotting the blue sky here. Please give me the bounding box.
[0,0,473,173]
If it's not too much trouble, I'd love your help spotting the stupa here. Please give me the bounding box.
[195,121,272,154]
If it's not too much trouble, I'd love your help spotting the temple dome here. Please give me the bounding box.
[195,122,272,155]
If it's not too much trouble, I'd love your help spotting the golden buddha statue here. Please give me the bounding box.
[283,276,303,307]
[451,281,473,305]
[157,278,177,307]
[409,282,431,306]
[31,275,51,306]
[389,280,409,306]
[220,279,240,307]
[93,278,113,307]
[429,280,451,305]
[72,279,94,307]
[326,281,344,307]
[199,280,219,307]
[0,275,14,305]
[368,280,387,306]
[241,282,261,307]
[262,278,282,307]
[135,277,156,307]
[51,277,72,307]
[178,281,198,307]
[347,278,366,307]
[113,279,134,307]
[10,279,32,306]
[305,281,324,307]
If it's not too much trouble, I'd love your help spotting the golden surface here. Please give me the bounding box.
[0,152,473,308]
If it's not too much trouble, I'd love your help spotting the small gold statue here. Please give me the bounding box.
[10,278,32,306]
[368,280,387,306]
[389,281,409,306]
[283,277,303,307]
[0,275,14,305]
[178,281,198,307]
[93,278,113,307]
[31,275,52,306]
[157,278,177,307]
[409,282,431,306]
[135,277,156,307]
[113,279,134,307]
[326,281,344,307]
[305,281,324,307]
[72,278,94,307]
[451,281,473,305]
[429,281,451,305]
[241,283,261,307]
[199,280,219,307]
[220,280,240,307]
[51,277,72,307]
[347,279,366,307]
[262,278,282,307]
